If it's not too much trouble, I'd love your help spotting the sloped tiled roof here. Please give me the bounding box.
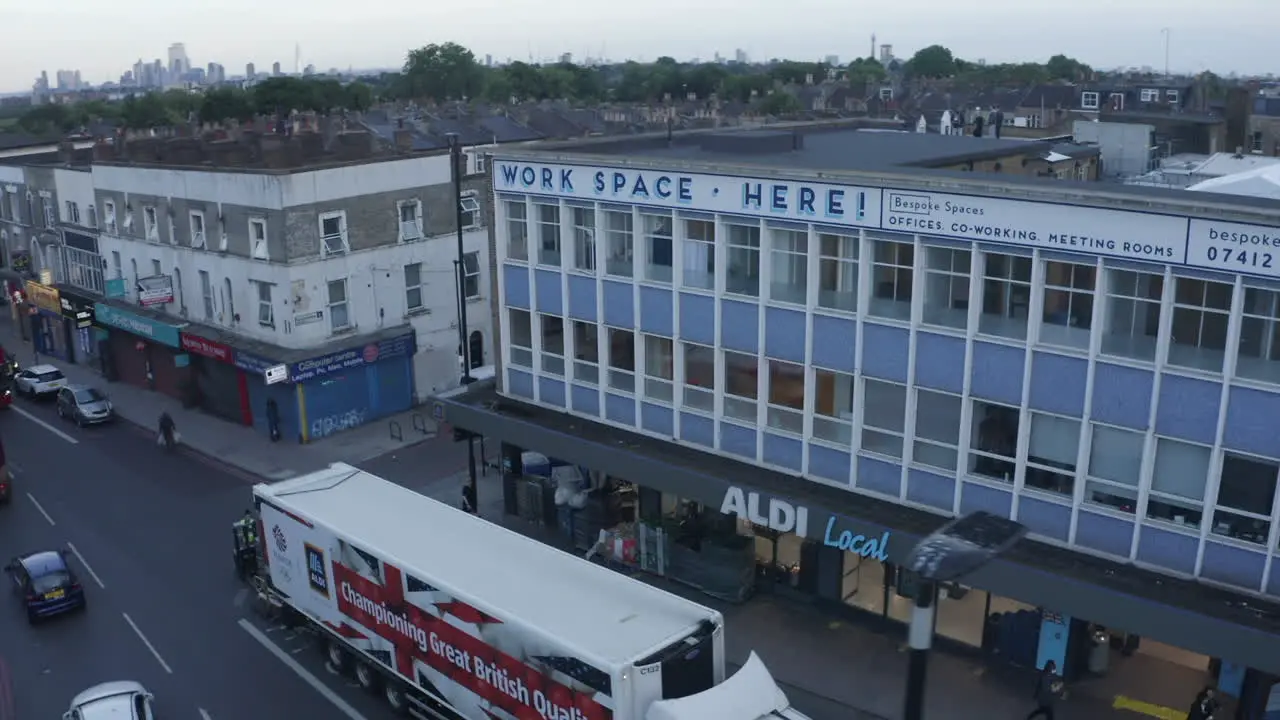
[1020,84,1077,109]
[478,116,543,143]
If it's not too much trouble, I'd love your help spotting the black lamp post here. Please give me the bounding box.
[902,511,1027,720]
[446,133,478,512]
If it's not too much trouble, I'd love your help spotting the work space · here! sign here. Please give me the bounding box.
[332,560,611,720]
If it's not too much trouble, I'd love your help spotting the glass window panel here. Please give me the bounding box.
[644,336,673,380]
[642,213,673,283]
[1217,453,1279,517]
[683,343,715,412]
[869,239,913,320]
[724,351,758,399]
[1167,276,1232,373]
[1028,414,1080,466]
[970,400,1020,482]
[915,390,962,444]
[1101,268,1163,361]
[922,245,970,330]
[726,224,761,297]
[979,252,1032,339]
[1087,425,1143,486]
[1150,438,1210,502]
[813,368,854,446]
[682,219,716,290]
[862,380,906,433]
[767,360,805,410]
[1040,261,1095,349]
[769,229,808,304]
[817,232,858,312]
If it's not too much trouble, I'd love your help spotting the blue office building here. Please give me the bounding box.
[436,127,1280,710]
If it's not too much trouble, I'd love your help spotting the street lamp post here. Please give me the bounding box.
[902,511,1028,720]
[446,133,479,512]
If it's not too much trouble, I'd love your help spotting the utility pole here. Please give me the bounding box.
[447,133,479,514]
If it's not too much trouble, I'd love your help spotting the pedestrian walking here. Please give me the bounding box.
[1026,659,1064,720]
[1187,686,1219,720]
[461,484,476,514]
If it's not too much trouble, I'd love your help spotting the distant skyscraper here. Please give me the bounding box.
[272,61,281,76]
[246,63,256,79]
[734,48,748,64]
[825,55,839,67]
[168,43,189,77]
[559,52,572,64]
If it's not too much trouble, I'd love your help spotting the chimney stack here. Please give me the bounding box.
[393,128,414,152]
[92,140,115,162]
[57,140,75,164]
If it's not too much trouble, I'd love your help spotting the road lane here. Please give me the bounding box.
[0,401,391,720]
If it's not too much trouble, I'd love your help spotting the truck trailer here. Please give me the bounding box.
[249,463,810,720]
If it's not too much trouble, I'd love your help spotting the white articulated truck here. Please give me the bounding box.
[249,463,811,720]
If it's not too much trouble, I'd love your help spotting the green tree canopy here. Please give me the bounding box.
[905,45,958,78]
[401,42,484,102]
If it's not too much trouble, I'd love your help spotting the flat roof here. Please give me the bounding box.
[525,126,1050,173]
[257,463,718,667]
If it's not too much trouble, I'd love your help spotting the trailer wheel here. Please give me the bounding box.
[384,684,409,715]
[325,639,349,672]
[354,661,379,692]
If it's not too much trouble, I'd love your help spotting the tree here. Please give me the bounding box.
[199,87,254,123]
[252,77,322,114]
[905,45,957,78]
[1046,54,1092,83]
[402,42,484,101]
[119,93,173,129]
[757,92,801,116]
[846,57,887,89]
[343,82,374,112]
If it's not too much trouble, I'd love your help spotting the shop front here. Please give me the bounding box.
[293,329,416,443]
[435,389,1280,694]
[93,301,188,400]
[57,286,100,369]
[25,280,68,361]
[235,347,296,442]
[179,330,250,425]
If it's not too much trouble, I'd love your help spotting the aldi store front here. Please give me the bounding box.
[435,387,1280,716]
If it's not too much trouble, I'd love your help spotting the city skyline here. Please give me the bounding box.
[4,0,1279,93]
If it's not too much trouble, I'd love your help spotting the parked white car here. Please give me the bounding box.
[14,364,66,398]
[64,681,156,720]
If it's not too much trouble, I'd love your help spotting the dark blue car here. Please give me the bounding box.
[5,550,86,622]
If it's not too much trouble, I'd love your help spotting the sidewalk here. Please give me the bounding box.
[364,441,1148,720]
[0,317,438,480]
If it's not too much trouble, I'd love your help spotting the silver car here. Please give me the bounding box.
[56,385,114,427]
[64,681,156,720]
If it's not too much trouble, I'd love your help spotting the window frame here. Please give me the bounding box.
[103,200,118,234]
[722,349,759,423]
[571,321,600,385]
[765,359,805,435]
[319,210,349,257]
[143,205,160,241]
[1212,451,1279,546]
[606,327,636,393]
[540,314,566,376]
[1140,88,1159,102]
[249,218,269,260]
[912,387,963,472]
[508,309,533,368]
[868,236,914,321]
[603,209,635,278]
[968,398,1021,483]
[1038,259,1096,350]
[398,199,423,242]
[1083,422,1144,515]
[327,277,351,332]
[979,251,1033,340]
[681,218,716,291]
[199,269,214,320]
[404,262,424,312]
[504,199,529,261]
[462,251,481,299]
[861,378,908,460]
[189,210,206,249]
[682,342,715,413]
[921,244,971,330]
[1024,411,1083,498]
[570,207,596,273]
[1101,266,1164,362]
[724,223,762,298]
[643,335,675,403]
[1081,91,1100,110]
[459,191,481,229]
[1167,276,1232,373]
[86,204,97,229]
[1146,436,1211,531]
[534,202,561,267]
[641,212,674,284]
[812,367,855,446]
[817,231,858,313]
[768,227,808,305]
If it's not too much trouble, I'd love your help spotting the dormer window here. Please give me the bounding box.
[1109,93,1125,111]
[1166,89,1179,104]
[1081,92,1099,110]
[1140,89,1160,102]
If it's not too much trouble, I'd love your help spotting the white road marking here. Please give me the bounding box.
[12,406,79,444]
[122,612,173,674]
[26,493,55,526]
[66,542,105,589]
[238,619,367,720]
[199,709,212,720]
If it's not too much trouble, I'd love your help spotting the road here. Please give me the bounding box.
[0,398,393,720]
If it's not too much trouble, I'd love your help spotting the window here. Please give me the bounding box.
[1168,276,1231,372]
[725,224,761,297]
[199,270,214,320]
[508,309,533,367]
[256,281,273,327]
[572,321,599,384]
[150,259,161,276]
[869,235,913,320]
[104,201,117,234]
[766,360,805,434]
[1213,453,1278,545]
[571,207,595,272]
[460,192,481,229]
[922,245,971,329]
[1237,286,1280,383]
[111,251,122,279]
[1102,268,1164,361]
[1140,89,1159,102]
[189,211,206,249]
[1040,261,1095,349]
[1251,131,1264,154]
[327,279,350,331]
[1148,438,1210,529]
[86,204,97,228]
[1083,424,1143,514]
[643,335,674,402]
[1081,91,1099,110]
[603,210,634,277]
[540,315,565,376]
[1025,413,1080,496]
[682,218,715,290]
[143,206,159,241]
[683,343,715,412]
[404,263,423,311]
[319,211,349,256]
[642,213,673,283]
[535,203,561,266]
[770,228,808,304]
[979,252,1032,339]
[861,379,906,459]
[223,277,234,321]
[462,251,481,299]
[505,199,529,261]
[398,200,423,242]
[813,368,855,445]
[607,328,636,392]
[172,268,184,313]
[123,207,135,234]
[970,400,1020,482]
[914,389,963,471]
[473,154,486,174]
[250,218,269,260]
[723,350,758,422]
[1166,89,1179,103]
[41,198,54,227]
[65,201,80,224]
[818,231,858,312]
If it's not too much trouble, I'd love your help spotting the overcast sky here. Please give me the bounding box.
[3,0,1276,92]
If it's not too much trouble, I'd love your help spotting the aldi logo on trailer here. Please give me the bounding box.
[305,543,329,597]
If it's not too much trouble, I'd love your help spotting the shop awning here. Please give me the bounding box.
[434,383,1280,675]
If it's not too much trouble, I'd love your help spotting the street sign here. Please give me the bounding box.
[264,364,289,385]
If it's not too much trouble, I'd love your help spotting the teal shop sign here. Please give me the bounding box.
[719,487,892,562]
[104,278,126,298]
[93,303,183,348]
